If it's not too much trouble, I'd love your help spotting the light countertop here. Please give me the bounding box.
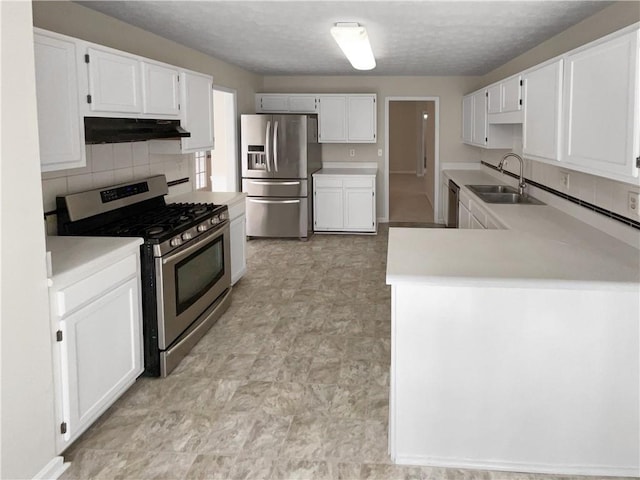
[386,169,640,290]
[46,236,143,286]
[314,168,378,176]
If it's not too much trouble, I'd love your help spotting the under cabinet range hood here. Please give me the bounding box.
[84,117,191,144]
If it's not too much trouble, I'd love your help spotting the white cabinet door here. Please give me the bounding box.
[458,202,471,229]
[288,95,318,113]
[562,30,639,182]
[87,47,142,113]
[230,214,247,285]
[344,187,375,230]
[142,62,180,116]
[487,84,502,114]
[314,186,344,230]
[57,277,141,449]
[34,32,85,172]
[522,59,563,162]
[257,94,289,112]
[181,71,214,152]
[347,95,376,142]
[471,90,487,146]
[462,95,474,143]
[470,214,485,229]
[318,95,347,142]
[501,75,522,113]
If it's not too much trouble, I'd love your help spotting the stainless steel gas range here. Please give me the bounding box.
[56,175,231,377]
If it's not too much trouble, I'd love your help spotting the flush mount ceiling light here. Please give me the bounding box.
[330,22,376,71]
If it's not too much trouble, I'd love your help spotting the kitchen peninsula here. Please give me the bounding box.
[386,169,640,477]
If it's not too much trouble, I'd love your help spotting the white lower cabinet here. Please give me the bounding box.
[47,237,143,454]
[458,188,505,230]
[227,198,247,285]
[313,169,377,233]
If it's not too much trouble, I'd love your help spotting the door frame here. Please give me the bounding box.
[384,96,440,223]
[211,84,239,191]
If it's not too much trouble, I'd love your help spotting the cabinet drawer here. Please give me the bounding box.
[314,176,343,188]
[343,177,374,189]
[55,255,138,318]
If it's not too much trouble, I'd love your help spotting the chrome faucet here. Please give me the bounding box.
[498,153,526,195]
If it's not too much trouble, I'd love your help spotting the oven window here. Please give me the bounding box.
[175,235,224,315]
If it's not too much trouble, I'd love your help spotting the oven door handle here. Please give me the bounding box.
[161,222,228,265]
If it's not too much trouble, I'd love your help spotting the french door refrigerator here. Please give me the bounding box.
[241,114,321,239]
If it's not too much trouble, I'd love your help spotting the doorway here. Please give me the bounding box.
[209,86,238,192]
[385,98,439,224]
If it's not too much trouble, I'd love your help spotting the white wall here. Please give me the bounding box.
[1,2,58,478]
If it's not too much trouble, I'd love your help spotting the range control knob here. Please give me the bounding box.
[181,232,192,241]
[210,215,220,225]
[170,238,181,247]
[197,224,208,232]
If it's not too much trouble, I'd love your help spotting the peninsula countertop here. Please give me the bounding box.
[386,169,640,290]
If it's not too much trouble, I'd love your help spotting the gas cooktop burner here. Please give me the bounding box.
[146,226,167,236]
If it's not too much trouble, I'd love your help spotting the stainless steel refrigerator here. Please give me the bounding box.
[241,114,321,239]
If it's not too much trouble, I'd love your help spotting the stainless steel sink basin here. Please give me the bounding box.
[465,185,545,205]
[466,184,518,195]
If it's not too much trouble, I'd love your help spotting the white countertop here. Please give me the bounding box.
[46,236,143,286]
[386,169,640,290]
[314,168,378,176]
[167,190,246,207]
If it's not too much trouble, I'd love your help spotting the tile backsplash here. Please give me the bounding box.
[42,141,195,234]
[480,144,640,225]
[42,141,194,211]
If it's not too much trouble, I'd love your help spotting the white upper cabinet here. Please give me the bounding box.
[34,30,85,172]
[180,71,214,152]
[462,89,515,149]
[256,94,318,113]
[471,90,487,146]
[142,62,180,115]
[347,95,377,142]
[487,75,522,123]
[462,95,473,143]
[318,94,377,143]
[562,29,639,183]
[86,47,143,114]
[318,95,348,142]
[522,59,563,163]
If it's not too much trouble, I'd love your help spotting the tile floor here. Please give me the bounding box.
[60,228,623,480]
[389,173,435,224]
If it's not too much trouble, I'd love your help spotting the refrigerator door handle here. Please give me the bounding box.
[273,121,279,172]
[249,180,301,186]
[248,199,300,205]
[265,121,272,172]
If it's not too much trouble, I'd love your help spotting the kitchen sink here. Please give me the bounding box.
[465,185,545,205]
[466,184,518,195]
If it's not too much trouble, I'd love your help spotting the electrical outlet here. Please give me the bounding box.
[561,172,570,189]
[628,191,640,217]
[349,149,355,157]
[378,149,383,157]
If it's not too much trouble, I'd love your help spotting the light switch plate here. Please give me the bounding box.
[561,172,570,189]
[349,149,355,157]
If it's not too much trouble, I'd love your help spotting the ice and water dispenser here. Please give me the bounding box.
[247,145,267,170]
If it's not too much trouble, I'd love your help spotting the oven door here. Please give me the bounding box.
[155,222,231,349]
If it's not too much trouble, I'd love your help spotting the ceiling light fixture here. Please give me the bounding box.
[330,22,376,71]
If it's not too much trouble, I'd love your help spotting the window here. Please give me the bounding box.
[194,151,208,190]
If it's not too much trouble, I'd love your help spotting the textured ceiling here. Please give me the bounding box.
[75,1,612,76]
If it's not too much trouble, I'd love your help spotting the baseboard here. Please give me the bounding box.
[33,457,69,480]
[389,170,417,174]
[393,454,639,478]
